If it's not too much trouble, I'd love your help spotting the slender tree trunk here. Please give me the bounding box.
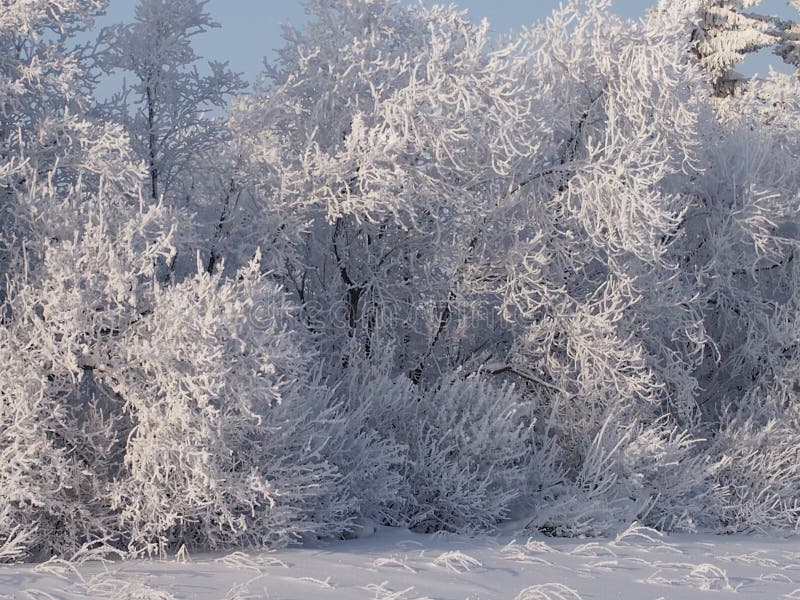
[146,83,158,200]
[207,179,238,274]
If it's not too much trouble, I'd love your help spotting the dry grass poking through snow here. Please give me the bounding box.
[0,525,798,599]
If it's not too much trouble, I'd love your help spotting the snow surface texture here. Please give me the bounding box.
[0,525,798,599]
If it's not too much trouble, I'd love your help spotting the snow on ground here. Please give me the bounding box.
[1,524,798,599]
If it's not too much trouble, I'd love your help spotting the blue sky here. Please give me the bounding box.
[97,0,798,85]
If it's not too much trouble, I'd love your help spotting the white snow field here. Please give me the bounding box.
[1,525,798,599]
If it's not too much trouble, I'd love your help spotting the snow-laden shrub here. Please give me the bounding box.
[0,225,369,558]
[103,254,352,555]
[706,418,800,533]
[526,414,710,537]
[528,397,800,537]
[315,378,407,528]
[698,387,800,534]
[396,373,536,533]
[0,320,117,562]
[336,356,543,533]
[0,180,176,561]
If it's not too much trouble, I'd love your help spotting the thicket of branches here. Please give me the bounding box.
[1,0,799,562]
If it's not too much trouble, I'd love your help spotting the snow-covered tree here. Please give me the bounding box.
[97,0,248,279]
[0,1,172,557]
[0,0,362,561]
[230,0,707,465]
[99,0,246,204]
[1,0,107,289]
[776,1,800,69]
[653,0,780,95]
[230,0,800,536]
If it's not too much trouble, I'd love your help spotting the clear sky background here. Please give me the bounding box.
[96,0,798,87]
